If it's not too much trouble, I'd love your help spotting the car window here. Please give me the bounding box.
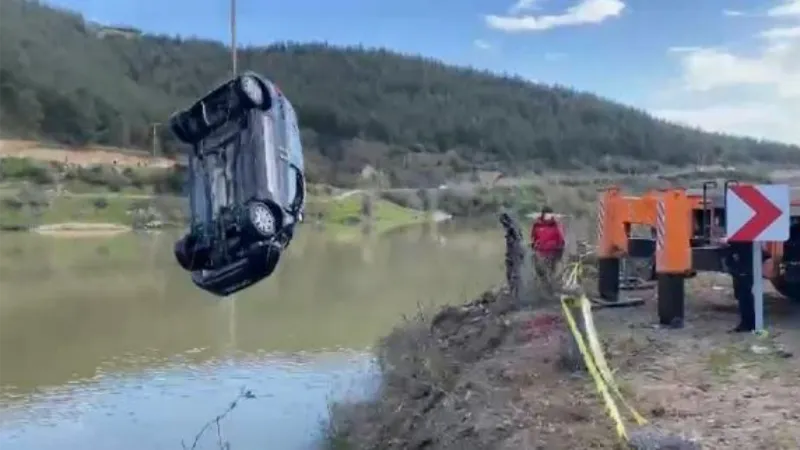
[260,113,280,200]
[283,100,304,205]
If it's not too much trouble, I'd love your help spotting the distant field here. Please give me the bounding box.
[0,139,178,168]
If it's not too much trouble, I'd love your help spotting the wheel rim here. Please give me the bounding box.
[241,76,263,105]
[250,203,275,236]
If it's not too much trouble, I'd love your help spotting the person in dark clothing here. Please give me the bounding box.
[500,212,524,299]
[725,241,756,332]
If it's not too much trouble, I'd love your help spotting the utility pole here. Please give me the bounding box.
[231,0,238,76]
[151,122,161,157]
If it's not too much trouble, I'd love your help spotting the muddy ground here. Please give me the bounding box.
[324,271,800,450]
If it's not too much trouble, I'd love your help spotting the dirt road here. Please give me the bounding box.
[326,270,800,450]
[595,275,800,449]
[0,139,176,168]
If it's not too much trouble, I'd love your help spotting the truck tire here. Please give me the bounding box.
[771,276,800,301]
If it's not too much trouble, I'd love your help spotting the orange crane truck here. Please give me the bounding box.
[595,181,800,326]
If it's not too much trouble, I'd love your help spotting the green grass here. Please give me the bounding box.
[0,192,186,229]
[0,195,133,228]
[705,341,789,380]
[308,194,426,240]
[0,157,422,233]
[41,196,136,224]
[0,185,423,236]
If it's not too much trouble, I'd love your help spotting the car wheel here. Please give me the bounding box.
[174,235,209,271]
[236,74,269,110]
[168,112,191,144]
[772,276,800,302]
[247,201,279,237]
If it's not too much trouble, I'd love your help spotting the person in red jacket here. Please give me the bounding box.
[530,206,566,280]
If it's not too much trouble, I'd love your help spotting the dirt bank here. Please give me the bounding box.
[325,274,800,449]
[0,139,176,168]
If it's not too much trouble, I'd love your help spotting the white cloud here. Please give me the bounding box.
[671,48,790,92]
[767,0,800,17]
[509,0,543,14]
[667,46,705,53]
[760,25,800,39]
[650,0,800,144]
[486,0,625,32]
[723,9,746,17]
[473,39,492,50]
[652,103,799,144]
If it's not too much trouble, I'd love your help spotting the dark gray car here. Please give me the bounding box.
[169,72,305,297]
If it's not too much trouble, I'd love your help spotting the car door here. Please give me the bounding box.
[267,93,292,209]
[283,100,305,215]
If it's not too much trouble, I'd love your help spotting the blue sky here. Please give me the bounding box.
[46,0,800,144]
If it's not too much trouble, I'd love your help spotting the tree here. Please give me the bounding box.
[1,0,798,188]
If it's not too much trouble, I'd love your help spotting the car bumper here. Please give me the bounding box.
[191,242,282,296]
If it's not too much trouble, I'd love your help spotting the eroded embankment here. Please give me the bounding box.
[324,271,800,449]
[322,213,616,450]
[324,286,622,450]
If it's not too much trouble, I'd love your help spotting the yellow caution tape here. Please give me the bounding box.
[577,295,648,425]
[558,256,647,442]
[560,296,628,441]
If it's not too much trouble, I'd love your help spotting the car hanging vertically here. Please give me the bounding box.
[168,72,306,296]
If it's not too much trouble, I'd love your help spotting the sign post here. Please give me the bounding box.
[725,184,790,332]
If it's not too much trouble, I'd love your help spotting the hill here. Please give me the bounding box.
[1,0,799,188]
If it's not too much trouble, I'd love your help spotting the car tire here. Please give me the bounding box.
[174,235,210,271]
[772,276,800,302]
[236,74,270,110]
[246,201,280,238]
[169,111,193,144]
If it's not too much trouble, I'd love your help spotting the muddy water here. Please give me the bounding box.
[0,224,503,450]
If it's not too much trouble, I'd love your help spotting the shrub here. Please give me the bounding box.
[361,193,374,218]
[0,157,57,184]
[2,197,24,209]
[93,197,108,209]
[16,184,49,208]
[70,164,129,191]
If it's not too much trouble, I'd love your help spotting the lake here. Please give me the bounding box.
[0,223,504,450]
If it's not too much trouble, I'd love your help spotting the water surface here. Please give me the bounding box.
[0,223,503,449]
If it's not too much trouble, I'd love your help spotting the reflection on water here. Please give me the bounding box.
[0,223,503,449]
[0,353,375,450]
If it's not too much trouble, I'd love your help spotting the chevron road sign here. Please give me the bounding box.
[725,184,790,334]
[725,184,789,242]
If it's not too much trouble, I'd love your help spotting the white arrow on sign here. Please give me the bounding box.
[725,184,790,242]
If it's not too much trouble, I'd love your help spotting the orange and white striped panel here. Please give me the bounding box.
[596,195,605,245]
[656,199,666,268]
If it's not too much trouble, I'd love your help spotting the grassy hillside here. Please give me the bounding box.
[1,0,799,189]
[0,157,426,232]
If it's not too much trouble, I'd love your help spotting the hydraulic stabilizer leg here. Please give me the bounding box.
[657,274,685,328]
[598,257,620,302]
